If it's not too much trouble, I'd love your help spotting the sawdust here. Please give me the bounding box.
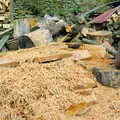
[0,43,119,120]
[0,43,97,120]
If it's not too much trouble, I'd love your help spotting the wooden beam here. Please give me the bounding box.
[32,53,73,63]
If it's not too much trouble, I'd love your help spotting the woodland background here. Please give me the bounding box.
[13,0,115,19]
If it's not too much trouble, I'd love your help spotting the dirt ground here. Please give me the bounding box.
[0,43,120,120]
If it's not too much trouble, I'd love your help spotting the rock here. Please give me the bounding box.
[92,67,120,88]
[26,29,53,45]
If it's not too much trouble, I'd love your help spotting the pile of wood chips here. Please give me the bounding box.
[0,43,119,120]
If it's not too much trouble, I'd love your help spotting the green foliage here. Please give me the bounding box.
[13,0,98,18]
[13,0,120,19]
[96,0,118,3]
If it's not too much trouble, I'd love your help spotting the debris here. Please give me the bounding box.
[81,27,89,37]
[81,44,107,59]
[72,50,92,61]
[0,28,13,50]
[65,102,89,116]
[14,19,30,37]
[65,98,97,116]
[0,34,10,50]
[68,43,81,49]
[91,6,120,23]
[44,14,67,38]
[0,59,19,67]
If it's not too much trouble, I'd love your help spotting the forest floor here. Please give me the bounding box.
[0,43,120,120]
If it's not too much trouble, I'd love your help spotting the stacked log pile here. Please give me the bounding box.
[0,0,11,31]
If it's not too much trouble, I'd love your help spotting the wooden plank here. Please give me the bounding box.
[32,53,73,63]
[0,34,10,50]
[0,59,19,67]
